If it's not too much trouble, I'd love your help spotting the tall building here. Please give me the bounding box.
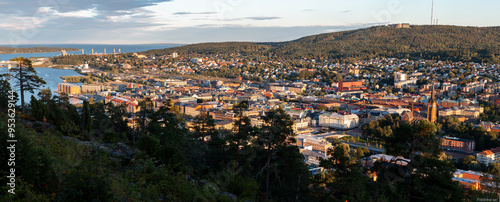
[427,84,438,123]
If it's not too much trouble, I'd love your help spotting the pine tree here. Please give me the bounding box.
[1,57,46,113]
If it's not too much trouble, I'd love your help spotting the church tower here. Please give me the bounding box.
[427,83,438,123]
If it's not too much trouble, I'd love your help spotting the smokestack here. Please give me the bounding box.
[104,48,106,54]
[113,48,116,54]
[119,48,121,54]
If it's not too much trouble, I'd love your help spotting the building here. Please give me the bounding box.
[293,135,332,154]
[214,120,234,130]
[441,136,475,153]
[441,99,460,108]
[122,64,132,69]
[427,84,438,123]
[389,23,411,28]
[81,84,103,93]
[292,119,309,132]
[476,147,500,166]
[105,96,140,113]
[172,52,178,58]
[394,72,407,82]
[476,150,496,166]
[318,112,359,130]
[58,83,81,95]
[338,81,366,91]
[394,78,417,88]
[453,169,481,190]
[266,84,306,94]
[164,79,187,86]
[438,106,483,120]
[364,154,410,167]
[401,111,427,124]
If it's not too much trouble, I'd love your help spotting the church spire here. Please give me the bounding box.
[427,82,437,123]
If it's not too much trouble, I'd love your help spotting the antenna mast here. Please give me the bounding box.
[431,0,434,25]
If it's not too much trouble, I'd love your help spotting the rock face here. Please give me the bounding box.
[21,119,135,159]
[61,136,135,159]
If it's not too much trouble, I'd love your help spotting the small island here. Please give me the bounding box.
[0,46,79,54]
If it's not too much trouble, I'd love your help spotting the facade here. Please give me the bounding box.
[476,150,496,166]
[318,112,359,130]
[292,119,309,132]
[58,83,81,95]
[441,136,475,153]
[338,81,366,91]
[293,135,332,154]
[453,170,481,190]
[394,78,417,88]
[438,106,483,120]
[81,84,103,93]
[476,147,500,166]
[394,72,407,82]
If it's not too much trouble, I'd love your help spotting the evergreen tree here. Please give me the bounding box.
[0,78,17,111]
[1,57,46,113]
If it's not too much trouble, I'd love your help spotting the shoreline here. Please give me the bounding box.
[0,49,79,55]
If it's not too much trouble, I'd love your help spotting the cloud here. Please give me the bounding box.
[341,10,352,13]
[194,16,281,22]
[0,0,173,16]
[39,7,99,18]
[173,12,216,15]
[245,16,281,21]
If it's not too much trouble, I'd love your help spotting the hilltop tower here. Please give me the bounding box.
[427,83,438,123]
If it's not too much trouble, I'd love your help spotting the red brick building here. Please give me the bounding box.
[441,136,475,153]
[338,81,366,91]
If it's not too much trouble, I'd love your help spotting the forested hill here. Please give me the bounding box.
[0,47,79,54]
[144,25,500,63]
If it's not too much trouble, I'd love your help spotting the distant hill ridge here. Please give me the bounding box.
[144,25,500,63]
[0,47,79,55]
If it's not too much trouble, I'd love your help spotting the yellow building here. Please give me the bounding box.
[58,83,81,95]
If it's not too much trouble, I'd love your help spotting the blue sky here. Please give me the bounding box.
[0,0,498,45]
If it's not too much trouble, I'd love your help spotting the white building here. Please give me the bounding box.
[394,72,407,82]
[318,112,359,130]
[476,147,500,166]
[476,150,496,166]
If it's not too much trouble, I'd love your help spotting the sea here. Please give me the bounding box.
[0,44,181,61]
[0,67,83,105]
[0,44,181,105]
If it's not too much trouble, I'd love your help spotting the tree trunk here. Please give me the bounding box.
[19,61,25,113]
[265,153,271,199]
[236,139,240,171]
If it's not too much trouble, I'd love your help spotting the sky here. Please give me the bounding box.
[0,0,499,45]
